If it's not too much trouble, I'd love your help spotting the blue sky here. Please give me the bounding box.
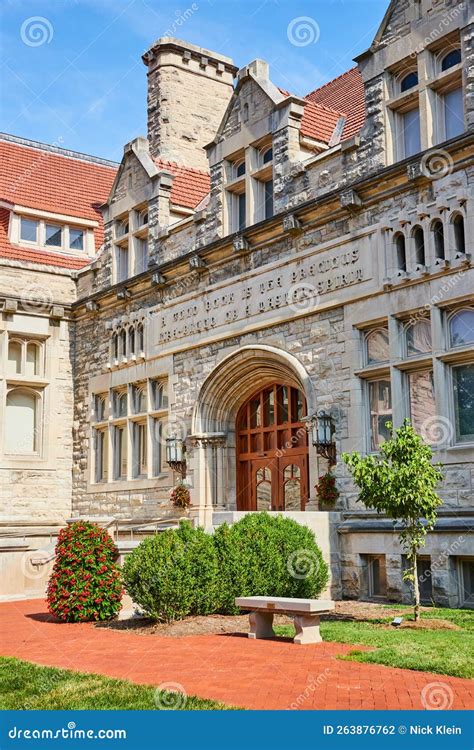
[1,0,387,162]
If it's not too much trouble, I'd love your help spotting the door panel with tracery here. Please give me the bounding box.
[236,384,309,511]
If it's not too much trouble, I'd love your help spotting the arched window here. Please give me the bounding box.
[235,160,245,178]
[412,225,425,266]
[401,72,418,92]
[128,327,135,356]
[366,328,389,365]
[114,391,128,418]
[7,340,22,375]
[112,333,118,361]
[117,219,129,237]
[394,233,406,271]
[5,388,39,454]
[449,309,474,348]
[441,49,461,71]
[120,329,127,358]
[139,209,148,226]
[137,323,144,354]
[452,213,466,255]
[432,219,445,260]
[405,319,432,357]
[262,147,273,164]
[95,394,106,422]
[133,385,146,414]
[26,342,40,376]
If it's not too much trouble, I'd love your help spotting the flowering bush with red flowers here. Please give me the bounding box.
[169,482,191,509]
[47,522,123,623]
[315,472,340,507]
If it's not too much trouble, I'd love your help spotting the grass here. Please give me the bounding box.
[274,605,474,679]
[0,657,230,710]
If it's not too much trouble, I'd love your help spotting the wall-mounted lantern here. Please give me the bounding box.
[166,436,186,478]
[311,411,336,466]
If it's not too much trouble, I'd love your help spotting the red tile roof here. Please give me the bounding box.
[305,67,365,141]
[0,137,117,269]
[300,100,344,143]
[154,158,210,209]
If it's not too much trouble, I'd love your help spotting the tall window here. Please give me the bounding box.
[402,108,421,157]
[94,428,108,482]
[5,389,39,454]
[264,180,273,219]
[116,246,129,283]
[394,233,406,272]
[132,422,147,478]
[432,219,445,260]
[443,87,464,140]
[237,193,246,231]
[368,379,392,451]
[113,425,127,480]
[135,238,148,275]
[408,370,436,440]
[452,364,474,443]
[412,226,425,266]
[452,214,466,255]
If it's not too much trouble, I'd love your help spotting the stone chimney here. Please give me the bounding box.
[142,38,238,171]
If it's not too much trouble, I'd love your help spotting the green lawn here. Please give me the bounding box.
[0,657,229,710]
[275,606,474,679]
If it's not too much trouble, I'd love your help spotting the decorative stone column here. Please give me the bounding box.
[189,433,227,529]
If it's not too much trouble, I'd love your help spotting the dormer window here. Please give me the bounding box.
[45,224,62,248]
[20,218,38,243]
[69,228,84,250]
[401,72,418,92]
[441,49,461,71]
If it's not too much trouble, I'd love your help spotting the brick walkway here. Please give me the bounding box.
[1,599,473,710]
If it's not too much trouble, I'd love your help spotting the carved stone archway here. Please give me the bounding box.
[190,346,317,524]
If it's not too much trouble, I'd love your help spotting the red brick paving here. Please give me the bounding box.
[1,599,473,710]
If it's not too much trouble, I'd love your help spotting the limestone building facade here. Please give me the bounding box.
[0,0,473,607]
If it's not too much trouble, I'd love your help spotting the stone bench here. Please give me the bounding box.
[235,596,334,645]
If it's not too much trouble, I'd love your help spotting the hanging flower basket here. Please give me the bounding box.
[315,472,339,508]
[169,482,191,509]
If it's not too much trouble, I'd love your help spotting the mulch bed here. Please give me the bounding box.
[97,600,442,637]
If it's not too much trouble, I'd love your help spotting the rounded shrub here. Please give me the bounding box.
[47,521,123,622]
[123,521,219,622]
[214,512,329,614]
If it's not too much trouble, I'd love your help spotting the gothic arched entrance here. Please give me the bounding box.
[236,383,309,511]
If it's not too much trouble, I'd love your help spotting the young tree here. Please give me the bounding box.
[342,420,443,621]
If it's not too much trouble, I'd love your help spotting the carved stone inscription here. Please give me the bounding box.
[154,241,370,348]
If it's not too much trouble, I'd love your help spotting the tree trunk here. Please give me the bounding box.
[412,548,420,622]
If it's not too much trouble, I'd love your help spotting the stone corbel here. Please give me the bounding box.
[232,235,249,253]
[283,213,301,234]
[3,298,18,313]
[340,188,363,211]
[189,255,207,272]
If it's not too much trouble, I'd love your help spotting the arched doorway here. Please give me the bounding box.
[236,383,309,511]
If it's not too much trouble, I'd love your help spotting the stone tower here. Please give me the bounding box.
[142,37,238,171]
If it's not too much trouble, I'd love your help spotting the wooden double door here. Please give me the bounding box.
[236,384,309,511]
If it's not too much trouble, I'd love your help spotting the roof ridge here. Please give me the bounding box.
[306,65,359,99]
[0,133,119,169]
